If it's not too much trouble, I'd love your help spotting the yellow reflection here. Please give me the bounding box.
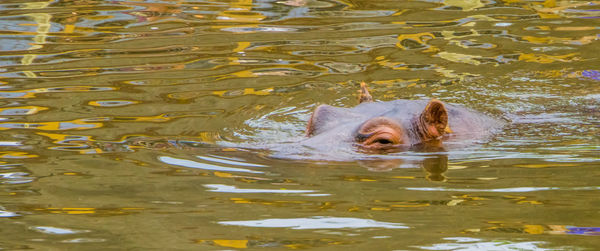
[123,1,183,22]
[233,42,251,52]
[342,176,377,182]
[220,197,305,207]
[213,171,258,180]
[199,238,349,249]
[370,207,391,211]
[437,52,482,65]
[514,163,577,168]
[37,133,224,154]
[0,119,102,131]
[111,114,171,122]
[443,0,485,11]
[555,26,596,31]
[0,86,116,99]
[37,132,79,142]
[34,207,143,215]
[396,32,435,50]
[440,30,480,40]
[212,87,273,97]
[219,69,257,79]
[390,203,430,208]
[88,100,139,107]
[108,112,211,123]
[376,59,409,70]
[517,200,543,205]
[212,0,265,31]
[371,79,420,87]
[213,240,248,249]
[518,53,578,63]
[535,0,597,16]
[65,210,96,214]
[523,35,597,45]
[226,42,252,67]
[454,194,488,201]
[36,132,107,154]
[447,199,465,206]
[20,1,53,78]
[0,151,38,158]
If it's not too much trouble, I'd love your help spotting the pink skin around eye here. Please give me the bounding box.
[362,127,401,145]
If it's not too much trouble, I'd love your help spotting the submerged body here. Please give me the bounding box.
[101,84,502,164]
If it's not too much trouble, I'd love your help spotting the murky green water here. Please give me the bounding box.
[0,0,599,249]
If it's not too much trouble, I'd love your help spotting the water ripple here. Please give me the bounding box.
[1,0,598,249]
[159,156,264,174]
[204,184,321,194]
[405,186,600,192]
[219,216,408,229]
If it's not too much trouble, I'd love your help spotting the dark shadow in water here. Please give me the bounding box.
[358,154,448,181]
[422,154,448,182]
[358,141,448,181]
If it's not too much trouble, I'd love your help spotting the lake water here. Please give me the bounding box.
[0,0,598,249]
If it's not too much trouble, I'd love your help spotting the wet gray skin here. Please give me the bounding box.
[294,97,503,161]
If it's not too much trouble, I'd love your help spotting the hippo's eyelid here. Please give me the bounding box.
[356,133,374,142]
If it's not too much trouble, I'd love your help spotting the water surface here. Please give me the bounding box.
[0,0,598,249]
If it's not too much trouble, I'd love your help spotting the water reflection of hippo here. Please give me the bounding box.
[302,83,501,154]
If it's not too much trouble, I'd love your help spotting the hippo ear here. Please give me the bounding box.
[358,82,373,103]
[306,105,355,137]
[306,105,334,137]
[419,99,449,139]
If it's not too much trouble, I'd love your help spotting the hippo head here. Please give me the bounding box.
[305,83,454,153]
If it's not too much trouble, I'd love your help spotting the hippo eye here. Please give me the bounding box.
[374,138,393,145]
[355,117,405,151]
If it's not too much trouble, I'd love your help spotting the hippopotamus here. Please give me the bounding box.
[299,83,501,156]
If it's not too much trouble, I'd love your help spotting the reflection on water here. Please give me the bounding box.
[204,184,321,195]
[416,237,552,250]
[159,156,265,173]
[0,206,20,217]
[406,186,600,192]
[30,226,89,235]
[219,216,408,229]
[0,0,598,249]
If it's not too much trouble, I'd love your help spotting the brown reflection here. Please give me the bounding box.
[198,237,353,249]
[423,154,448,182]
[121,1,183,23]
[467,221,600,236]
[358,153,448,181]
[416,142,448,182]
[358,141,448,181]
